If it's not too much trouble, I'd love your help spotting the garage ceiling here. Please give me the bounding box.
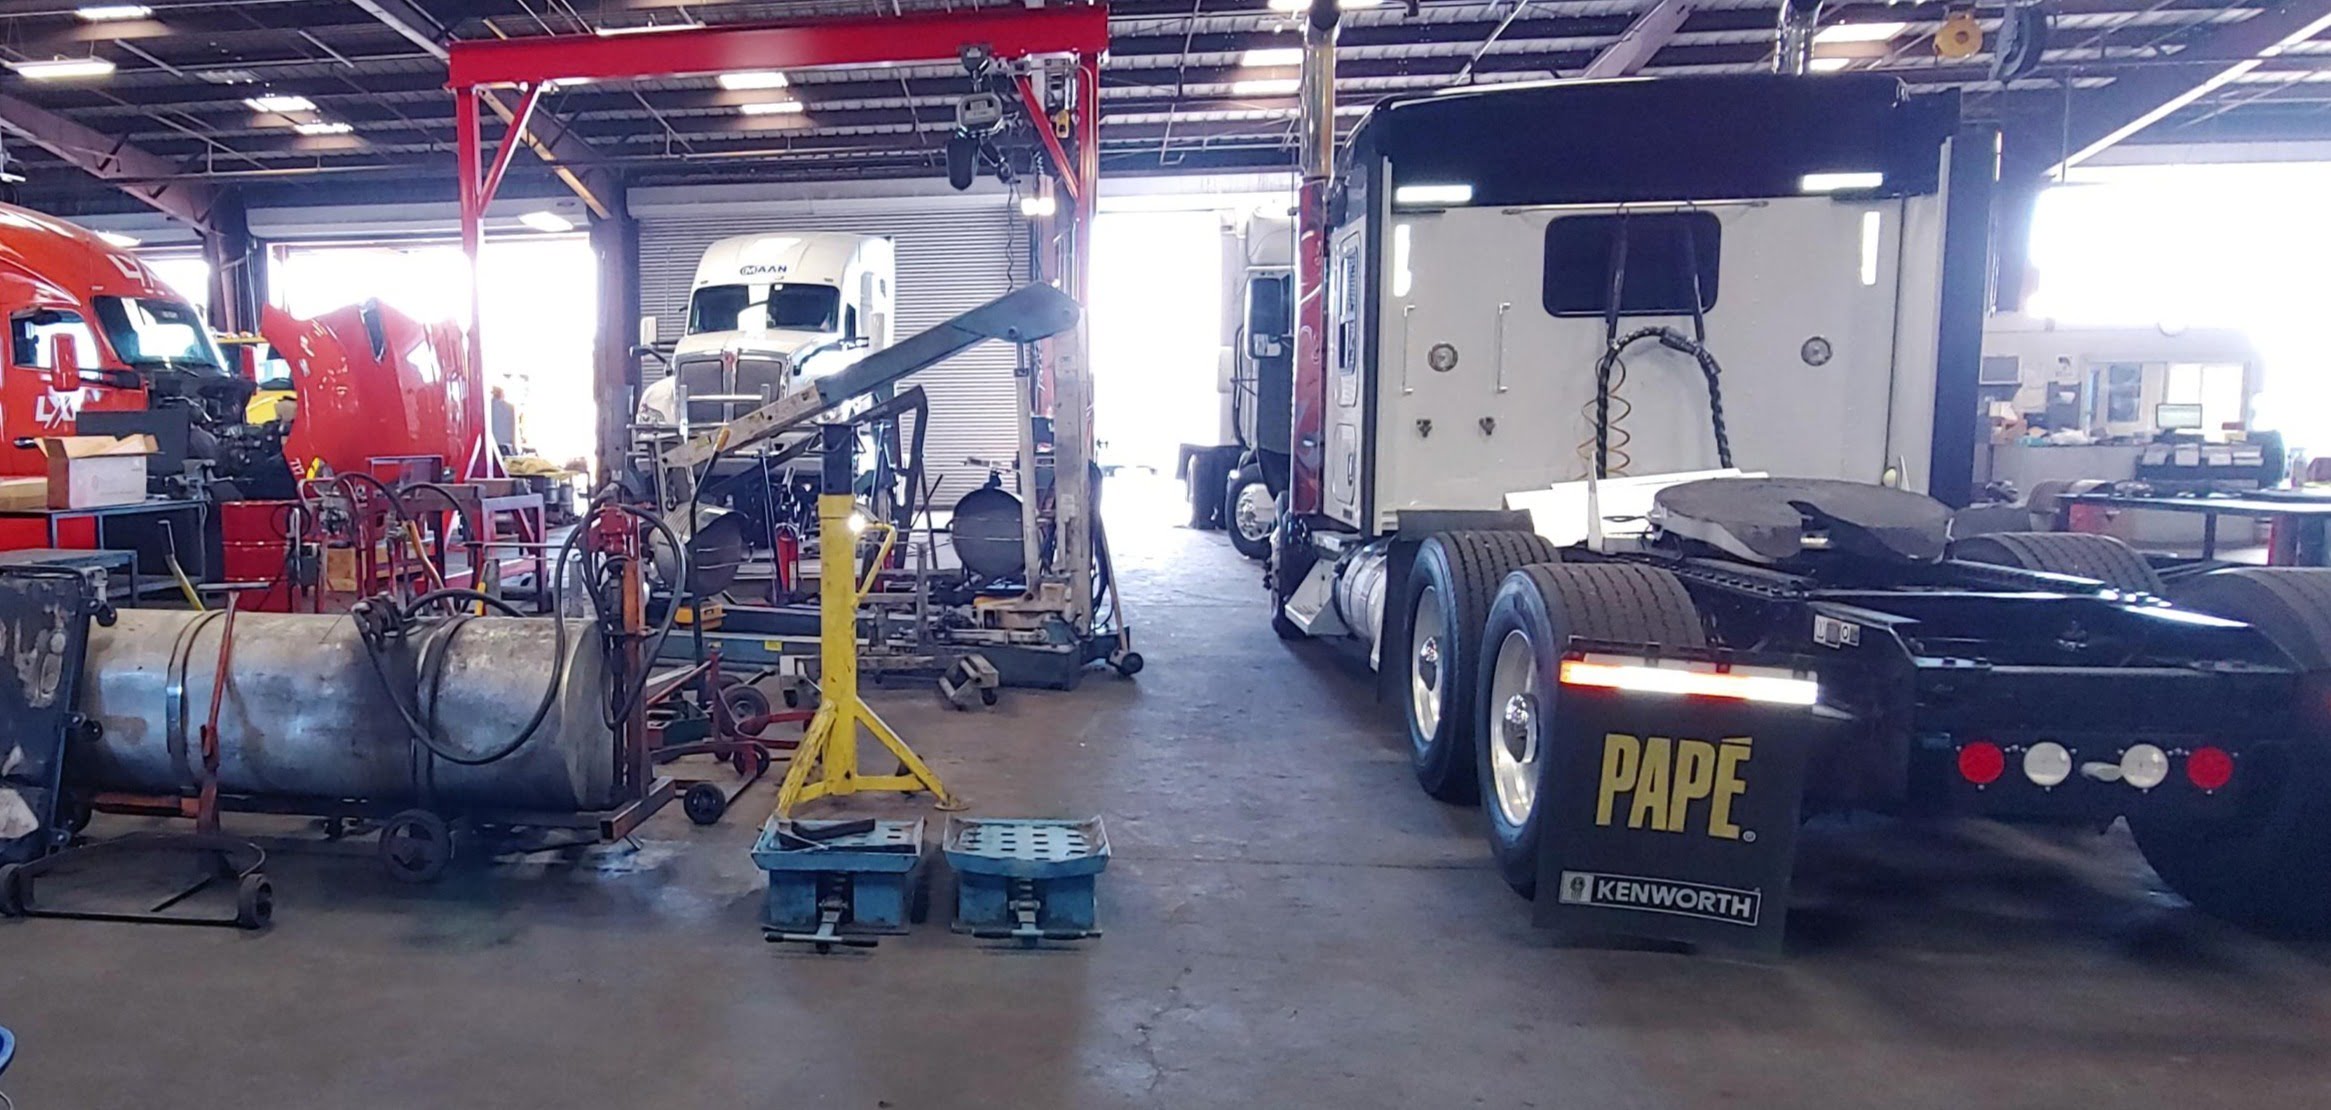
[0,0,2324,215]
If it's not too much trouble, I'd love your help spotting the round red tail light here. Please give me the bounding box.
[1957,741,2006,786]
[2186,746,2235,792]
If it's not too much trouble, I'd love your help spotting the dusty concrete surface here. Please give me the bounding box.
[8,480,2331,1109]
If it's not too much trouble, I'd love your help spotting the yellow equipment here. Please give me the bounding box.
[774,426,957,817]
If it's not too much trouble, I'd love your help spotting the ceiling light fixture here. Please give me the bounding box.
[520,211,575,233]
[1269,0,1380,11]
[1814,20,1908,45]
[76,4,152,20]
[1231,77,1301,96]
[10,57,117,81]
[1240,47,1304,67]
[717,71,790,90]
[594,19,703,36]
[738,100,806,115]
[245,93,316,114]
[294,120,353,136]
[1807,56,1855,73]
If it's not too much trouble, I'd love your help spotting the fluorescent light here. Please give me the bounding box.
[1801,171,1885,193]
[294,120,353,136]
[76,4,151,20]
[1241,47,1304,67]
[717,71,789,91]
[594,19,701,36]
[1231,77,1301,96]
[519,210,575,233]
[1393,183,1473,207]
[1018,195,1056,218]
[96,231,140,248]
[738,100,806,116]
[245,93,316,113]
[1807,56,1855,73]
[1814,20,1907,44]
[11,57,116,80]
[1558,657,1819,707]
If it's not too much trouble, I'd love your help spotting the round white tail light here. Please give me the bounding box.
[2121,744,2170,790]
[2023,741,2072,788]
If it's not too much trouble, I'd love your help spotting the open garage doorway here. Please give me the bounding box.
[1089,209,1226,536]
[271,235,599,471]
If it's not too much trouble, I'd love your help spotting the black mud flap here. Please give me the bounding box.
[0,567,101,866]
[1532,650,1832,957]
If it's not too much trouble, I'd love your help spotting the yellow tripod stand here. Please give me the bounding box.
[774,441,959,817]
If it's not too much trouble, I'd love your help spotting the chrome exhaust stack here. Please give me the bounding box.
[1774,0,1825,75]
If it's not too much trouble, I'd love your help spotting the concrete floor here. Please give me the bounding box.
[10,480,2331,1108]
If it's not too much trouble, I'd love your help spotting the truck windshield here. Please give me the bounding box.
[91,295,226,373]
[687,282,841,334]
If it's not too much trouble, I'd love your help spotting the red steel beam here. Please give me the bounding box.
[476,83,543,213]
[447,5,1110,89]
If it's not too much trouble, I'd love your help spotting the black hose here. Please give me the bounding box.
[356,524,584,767]
[402,588,525,618]
[1593,327,1735,477]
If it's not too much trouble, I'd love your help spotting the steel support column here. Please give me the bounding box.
[200,187,258,335]
[590,201,639,484]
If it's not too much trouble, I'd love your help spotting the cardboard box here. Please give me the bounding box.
[37,435,155,509]
[0,477,45,511]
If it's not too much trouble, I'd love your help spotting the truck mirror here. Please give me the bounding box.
[1248,332,1284,360]
[48,333,79,392]
[637,316,658,348]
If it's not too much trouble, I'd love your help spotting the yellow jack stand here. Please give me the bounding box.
[774,476,959,818]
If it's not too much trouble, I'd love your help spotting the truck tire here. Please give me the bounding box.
[1226,469,1274,561]
[1476,563,1707,898]
[2133,568,2331,933]
[1953,531,2165,595]
[1404,531,1560,803]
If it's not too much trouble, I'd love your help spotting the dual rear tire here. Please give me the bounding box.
[1473,564,1706,896]
[1402,532,1559,802]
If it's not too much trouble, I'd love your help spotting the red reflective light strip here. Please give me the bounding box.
[1556,659,1819,705]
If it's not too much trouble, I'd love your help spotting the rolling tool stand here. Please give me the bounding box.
[0,580,273,931]
[753,817,925,952]
[771,425,960,819]
[943,816,1109,947]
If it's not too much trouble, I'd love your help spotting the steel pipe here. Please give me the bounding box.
[74,609,618,813]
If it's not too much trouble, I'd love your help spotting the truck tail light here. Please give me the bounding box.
[2022,741,2072,787]
[1957,740,2005,786]
[2185,746,2235,792]
[2121,744,2170,790]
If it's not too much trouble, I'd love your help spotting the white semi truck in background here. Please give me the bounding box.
[1185,210,1294,556]
[637,232,896,428]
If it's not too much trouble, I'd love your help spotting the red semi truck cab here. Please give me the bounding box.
[0,205,226,477]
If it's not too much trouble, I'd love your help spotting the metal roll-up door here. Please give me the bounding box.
[636,197,1020,507]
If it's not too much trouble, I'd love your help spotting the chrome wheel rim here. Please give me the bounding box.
[1409,584,1446,739]
[1233,482,1275,543]
[1488,628,1542,828]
